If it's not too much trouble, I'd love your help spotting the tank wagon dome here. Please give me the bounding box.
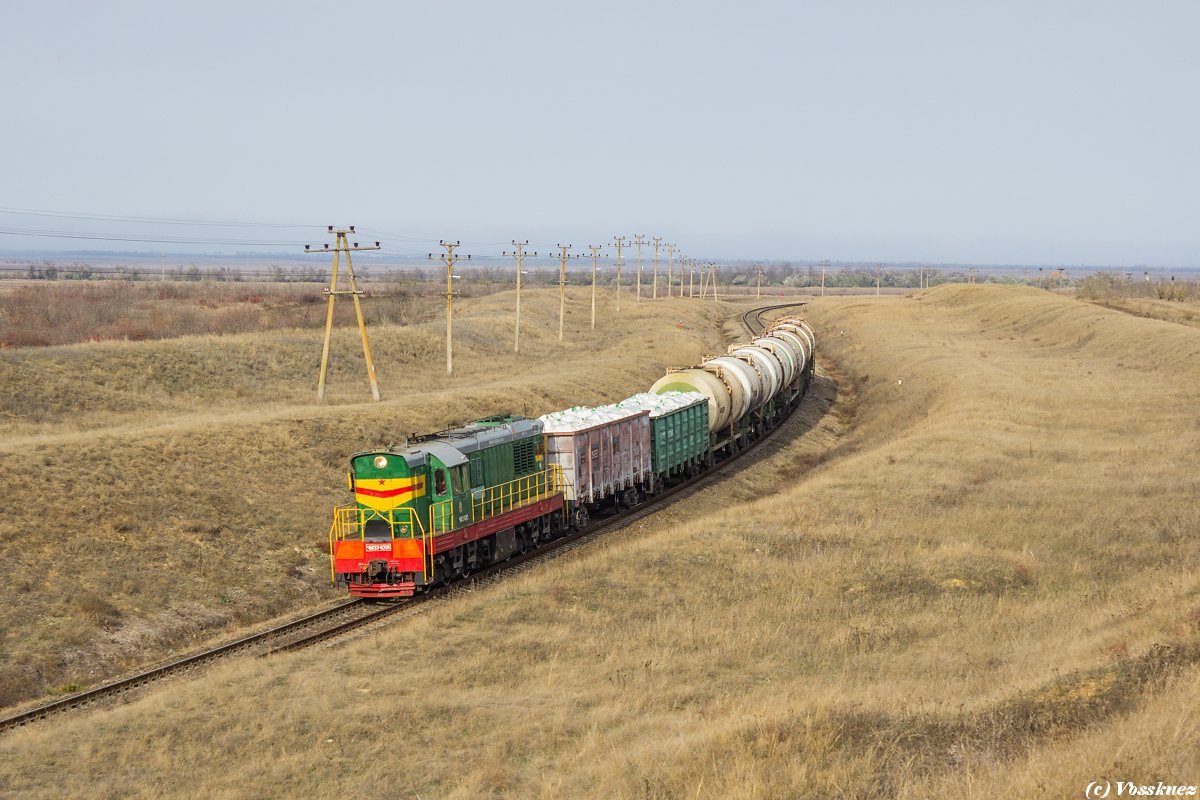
[706,355,762,414]
[768,328,811,367]
[729,345,782,404]
[770,319,815,356]
[649,369,733,431]
[752,335,798,385]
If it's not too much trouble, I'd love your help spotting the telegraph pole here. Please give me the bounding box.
[612,236,628,311]
[756,262,764,299]
[698,259,707,299]
[503,241,536,353]
[651,237,662,299]
[876,263,882,295]
[710,262,719,300]
[307,227,382,401]
[633,234,647,301]
[689,257,696,298]
[666,243,676,298]
[820,260,827,296]
[586,245,606,329]
[428,240,469,375]
[553,244,580,341]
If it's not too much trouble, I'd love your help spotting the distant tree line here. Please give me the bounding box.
[7,261,339,283]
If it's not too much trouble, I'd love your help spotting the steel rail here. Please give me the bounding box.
[742,301,808,337]
[0,599,368,734]
[0,302,819,735]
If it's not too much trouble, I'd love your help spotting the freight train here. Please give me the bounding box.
[328,316,815,598]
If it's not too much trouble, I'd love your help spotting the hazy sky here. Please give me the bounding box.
[2,1,1198,266]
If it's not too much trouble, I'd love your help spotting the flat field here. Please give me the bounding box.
[2,284,1199,798]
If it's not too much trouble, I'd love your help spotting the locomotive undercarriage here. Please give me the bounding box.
[427,509,568,585]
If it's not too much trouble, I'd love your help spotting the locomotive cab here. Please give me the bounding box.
[328,415,567,599]
[331,446,433,598]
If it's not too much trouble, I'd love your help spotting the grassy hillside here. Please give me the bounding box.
[3,284,1198,798]
[0,288,738,706]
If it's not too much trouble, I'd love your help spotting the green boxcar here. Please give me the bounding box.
[649,398,710,476]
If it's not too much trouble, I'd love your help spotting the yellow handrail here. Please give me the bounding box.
[471,465,565,522]
[330,504,433,583]
[431,499,455,534]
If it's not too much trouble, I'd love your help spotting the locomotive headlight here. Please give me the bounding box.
[374,456,388,469]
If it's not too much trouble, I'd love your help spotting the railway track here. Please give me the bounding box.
[742,301,808,336]
[0,302,818,736]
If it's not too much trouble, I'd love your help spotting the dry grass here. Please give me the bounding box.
[0,279,518,348]
[1075,271,1200,330]
[2,284,1199,798]
[0,288,735,707]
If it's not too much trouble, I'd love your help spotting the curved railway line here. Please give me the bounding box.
[742,301,808,337]
[0,300,815,736]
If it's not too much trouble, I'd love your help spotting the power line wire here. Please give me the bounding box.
[0,227,306,247]
[0,206,318,228]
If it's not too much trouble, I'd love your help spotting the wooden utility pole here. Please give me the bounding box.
[651,237,662,298]
[1022,268,1028,286]
[586,245,606,329]
[633,234,647,301]
[307,227,383,400]
[876,263,882,295]
[689,257,696,298]
[612,236,628,311]
[756,262,764,299]
[698,260,707,299]
[503,241,536,353]
[710,262,719,299]
[553,244,580,341]
[428,240,469,375]
[821,260,827,296]
[665,243,676,298]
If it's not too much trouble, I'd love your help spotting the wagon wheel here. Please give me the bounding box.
[572,506,590,531]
